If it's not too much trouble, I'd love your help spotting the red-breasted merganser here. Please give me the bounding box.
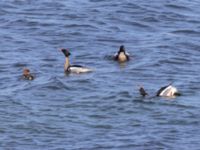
[22,68,34,80]
[61,48,92,74]
[139,84,181,98]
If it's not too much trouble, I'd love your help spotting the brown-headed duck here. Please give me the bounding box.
[23,68,34,80]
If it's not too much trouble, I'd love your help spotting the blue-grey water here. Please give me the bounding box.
[1,0,200,149]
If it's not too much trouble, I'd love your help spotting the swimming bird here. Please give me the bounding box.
[22,68,34,80]
[156,84,181,97]
[139,84,181,98]
[61,48,92,74]
[114,45,130,62]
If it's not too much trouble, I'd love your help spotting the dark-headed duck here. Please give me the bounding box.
[114,45,130,62]
[61,48,92,74]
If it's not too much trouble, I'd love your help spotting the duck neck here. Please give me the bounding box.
[64,57,70,71]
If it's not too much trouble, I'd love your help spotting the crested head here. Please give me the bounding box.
[23,68,30,76]
[61,48,71,57]
[119,45,125,53]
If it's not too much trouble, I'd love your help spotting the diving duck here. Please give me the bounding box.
[61,48,92,74]
[114,45,130,62]
[139,84,181,98]
[22,68,34,80]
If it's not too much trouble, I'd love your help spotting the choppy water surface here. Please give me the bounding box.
[1,0,200,149]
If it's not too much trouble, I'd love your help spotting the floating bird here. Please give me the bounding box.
[156,84,181,97]
[61,48,93,74]
[22,68,34,80]
[114,45,130,62]
[139,84,181,98]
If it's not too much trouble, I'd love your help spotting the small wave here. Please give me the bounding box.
[165,4,190,10]
[156,100,197,110]
[89,0,108,2]
[158,58,190,65]
[0,8,8,15]
[12,63,27,68]
[131,21,151,28]
[141,16,159,23]
[171,30,200,36]
[37,78,71,91]
[158,13,186,21]
[88,114,110,119]
[41,58,58,62]
[97,37,124,43]
[88,123,113,129]
[64,24,98,30]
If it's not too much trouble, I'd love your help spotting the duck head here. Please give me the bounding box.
[115,45,129,62]
[23,68,30,76]
[61,48,71,57]
[118,45,126,54]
